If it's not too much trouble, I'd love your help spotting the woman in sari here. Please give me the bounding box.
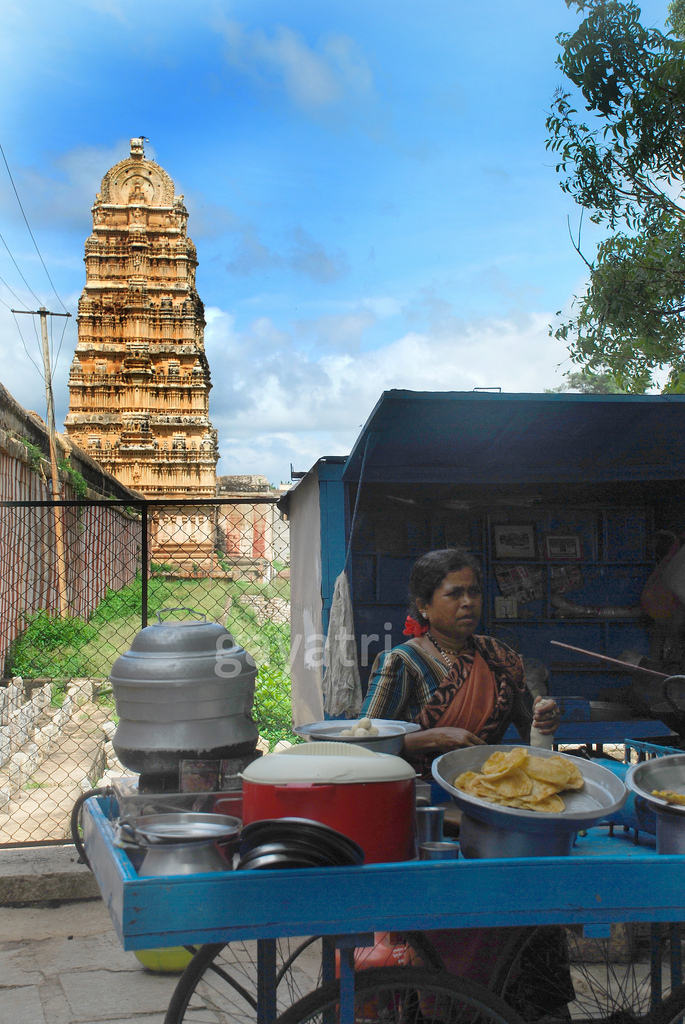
[360,547,560,773]
[359,548,570,1016]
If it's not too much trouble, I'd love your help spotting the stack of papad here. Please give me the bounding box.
[453,747,584,813]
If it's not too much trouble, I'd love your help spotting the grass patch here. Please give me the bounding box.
[24,778,48,790]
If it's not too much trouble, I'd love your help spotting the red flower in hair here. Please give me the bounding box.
[403,615,429,637]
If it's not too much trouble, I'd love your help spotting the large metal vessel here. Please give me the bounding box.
[109,611,258,790]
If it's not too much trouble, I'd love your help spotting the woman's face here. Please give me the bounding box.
[417,567,483,643]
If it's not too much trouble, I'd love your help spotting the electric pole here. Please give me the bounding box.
[12,306,72,617]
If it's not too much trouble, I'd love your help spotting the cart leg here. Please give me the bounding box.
[257,939,277,1024]
[321,936,336,987]
[339,947,355,1024]
[335,935,375,1024]
[651,925,663,1010]
[670,924,683,991]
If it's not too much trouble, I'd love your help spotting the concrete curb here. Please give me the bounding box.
[0,843,100,904]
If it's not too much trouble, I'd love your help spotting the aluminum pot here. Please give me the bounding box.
[139,840,228,876]
[655,808,685,855]
[458,813,574,859]
[109,609,258,782]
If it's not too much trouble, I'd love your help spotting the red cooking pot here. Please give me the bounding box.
[241,743,417,863]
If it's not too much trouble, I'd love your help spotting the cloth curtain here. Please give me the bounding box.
[322,571,363,718]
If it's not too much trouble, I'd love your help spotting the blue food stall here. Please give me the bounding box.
[280,389,685,743]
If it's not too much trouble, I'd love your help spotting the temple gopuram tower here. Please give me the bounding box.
[64,138,218,499]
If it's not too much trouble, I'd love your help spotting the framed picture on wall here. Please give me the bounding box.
[544,533,582,560]
[493,524,536,559]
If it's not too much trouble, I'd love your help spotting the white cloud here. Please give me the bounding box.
[205,306,572,483]
[0,299,572,490]
[217,20,376,116]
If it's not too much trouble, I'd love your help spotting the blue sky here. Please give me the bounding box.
[0,0,671,484]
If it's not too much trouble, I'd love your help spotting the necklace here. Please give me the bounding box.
[426,632,462,669]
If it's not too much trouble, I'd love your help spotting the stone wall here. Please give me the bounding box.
[0,678,107,812]
[238,595,290,625]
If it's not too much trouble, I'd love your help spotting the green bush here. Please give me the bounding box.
[5,610,98,702]
[90,574,177,623]
[254,663,298,749]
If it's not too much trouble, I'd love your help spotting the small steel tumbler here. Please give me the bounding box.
[419,841,459,861]
[416,805,445,844]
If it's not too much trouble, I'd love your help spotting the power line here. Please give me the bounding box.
[0,227,43,306]
[0,271,30,309]
[11,309,44,378]
[0,142,68,313]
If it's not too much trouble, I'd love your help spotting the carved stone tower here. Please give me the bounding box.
[64,138,219,498]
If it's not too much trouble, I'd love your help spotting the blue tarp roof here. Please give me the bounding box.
[342,390,685,485]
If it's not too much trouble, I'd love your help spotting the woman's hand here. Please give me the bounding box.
[403,726,486,755]
[532,696,561,735]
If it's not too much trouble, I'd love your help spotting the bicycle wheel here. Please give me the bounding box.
[492,923,685,1023]
[164,933,444,1024]
[275,965,526,1024]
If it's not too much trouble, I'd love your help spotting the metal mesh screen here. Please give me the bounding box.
[0,498,292,846]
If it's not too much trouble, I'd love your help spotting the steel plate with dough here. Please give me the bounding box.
[293,719,420,755]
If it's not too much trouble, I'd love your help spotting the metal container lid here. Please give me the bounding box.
[242,745,416,784]
[109,608,255,685]
[124,610,235,656]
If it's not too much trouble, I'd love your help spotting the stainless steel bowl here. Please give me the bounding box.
[293,719,420,755]
[625,754,685,813]
[432,745,628,858]
[625,754,685,853]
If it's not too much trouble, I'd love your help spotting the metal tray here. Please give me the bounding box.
[432,745,628,834]
[625,754,685,814]
[124,812,242,843]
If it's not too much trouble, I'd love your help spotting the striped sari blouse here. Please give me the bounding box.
[359,635,533,743]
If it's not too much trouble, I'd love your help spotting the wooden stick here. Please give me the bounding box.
[549,640,669,680]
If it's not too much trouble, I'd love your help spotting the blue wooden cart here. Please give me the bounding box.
[83,793,685,1024]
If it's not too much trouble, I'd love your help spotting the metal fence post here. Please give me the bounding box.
[141,501,148,630]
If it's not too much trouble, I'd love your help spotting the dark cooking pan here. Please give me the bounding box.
[650,676,685,736]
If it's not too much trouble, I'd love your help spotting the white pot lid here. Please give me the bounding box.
[242,744,416,784]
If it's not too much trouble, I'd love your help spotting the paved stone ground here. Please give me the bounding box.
[0,900,181,1024]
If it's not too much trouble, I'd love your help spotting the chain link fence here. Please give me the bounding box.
[0,498,292,846]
